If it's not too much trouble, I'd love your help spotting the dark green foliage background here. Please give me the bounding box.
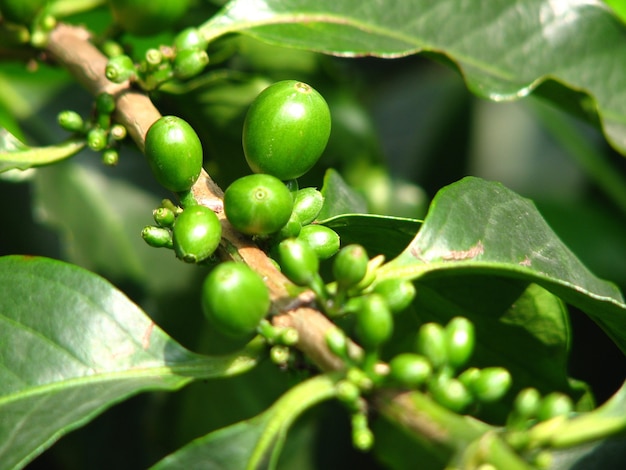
[2,1,626,468]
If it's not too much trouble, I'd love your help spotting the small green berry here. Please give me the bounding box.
[444,317,475,370]
[297,225,340,260]
[333,244,369,289]
[172,205,221,263]
[415,322,448,370]
[174,27,208,51]
[105,54,135,83]
[292,187,324,225]
[355,293,393,349]
[87,128,107,151]
[101,149,119,166]
[173,48,209,80]
[513,387,542,419]
[153,206,176,227]
[428,373,473,413]
[141,225,172,248]
[470,367,512,403]
[57,110,84,133]
[372,278,416,314]
[537,392,573,421]
[389,353,432,388]
[276,238,320,287]
[96,92,116,115]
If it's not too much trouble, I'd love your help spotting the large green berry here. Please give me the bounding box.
[144,116,203,192]
[297,225,340,260]
[276,238,319,287]
[174,27,208,51]
[444,317,475,369]
[224,174,293,236]
[57,110,84,133]
[172,205,221,263]
[107,0,190,36]
[333,244,369,288]
[355,294,393,349]
[201,262,270,337]
[242,80,331,180]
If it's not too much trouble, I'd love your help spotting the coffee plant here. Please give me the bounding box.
[2,1,626,469]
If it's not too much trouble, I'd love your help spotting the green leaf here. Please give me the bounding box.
[0,256,263,470]
[322,213,420,259]
[318,168,367,219]
[379,177,626,353]
[0,128,85,172]
[203,0,626,154]
[151,373,338,470]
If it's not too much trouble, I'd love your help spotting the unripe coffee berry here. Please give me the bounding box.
[469,367,512,403]
[201,262,270,338]
[372,278,416,313]
[333,244,369,288]
[537,392,573,421]
[243,80,331,180]
[297,225,340,260]
[415,322,448,370]
[58,110,84,133]
[174,27,208,51]
[444,317,475,369]
[224,174,293,236]
[105,54,135,83]
[141,225,173,248]
[173,49,209,79]
[389,353,432,388]
[355,293,393,349]
[145,115,203,192]
[172,205,221,263]
[292,187,324,225]
[276,238,319,287]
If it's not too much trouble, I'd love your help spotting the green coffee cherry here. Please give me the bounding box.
[242,80,331,180]
[101,39,124,58]
[297,225,340,260]
[173,49,209,80]
[372,279,416,314]
[105,54,135,83]
[101,149,119,166]
[57,110,84,133]
[144,48,163,69]
[224,174,294,236]
[513,387,542,419]
[144,115,203,192]
[355,293,393,349]
[172,205,221,263]
[537,392,573,421]
[174,27,208,51]
[428,373,473,413]
[333,244,369,289]
[110,124,127,141]
[415,322,448,370]
[458,367,481,389]
[292,187,324,225]
[389,353,432,388]
[108,0,190,36]
[87,128,107,151]
[276,238,319,287]
[141,225,172,248]
[444,317,475,370]
[470,367,512,403]
[326,327,349,360]
[96,92,116,115]
[201,262,270,337]
[153,207,176,228]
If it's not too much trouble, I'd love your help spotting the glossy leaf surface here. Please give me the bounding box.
[0,256,263,470]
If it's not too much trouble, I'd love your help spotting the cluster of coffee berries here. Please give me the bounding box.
[0,0,56,47]
[57,93,127,166]
[104,26,208,90]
